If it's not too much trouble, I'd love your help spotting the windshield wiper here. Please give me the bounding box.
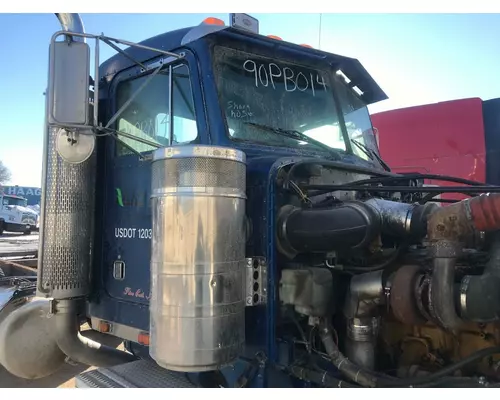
[350,138,391,172]
[244,122,341,159]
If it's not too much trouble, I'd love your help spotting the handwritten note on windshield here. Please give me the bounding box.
[243,60,327,96]
[227,101,254,119]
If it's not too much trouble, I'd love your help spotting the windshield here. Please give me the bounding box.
[2,196,27,207]
[212,46,380,162]
[334,74,381,161]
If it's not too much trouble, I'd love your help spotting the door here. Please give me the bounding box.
[102,59,200,307]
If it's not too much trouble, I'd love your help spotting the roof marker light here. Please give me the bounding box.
[267,35,282,41]
[203,17,225,26]
[300,44,313,48]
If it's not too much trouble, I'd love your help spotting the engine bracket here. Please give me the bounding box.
[245,257,267,306]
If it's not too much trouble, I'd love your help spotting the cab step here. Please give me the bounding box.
[75,360,197,388]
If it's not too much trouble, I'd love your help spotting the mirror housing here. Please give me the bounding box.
[47,40,91,126]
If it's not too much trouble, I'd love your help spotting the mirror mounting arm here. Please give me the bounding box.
[47,30,184,133]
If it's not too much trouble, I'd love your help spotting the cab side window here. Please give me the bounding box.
[115,63,197,156]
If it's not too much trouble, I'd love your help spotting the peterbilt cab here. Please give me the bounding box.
[2,13,500,389]
[94,13,386,370]
[0,13,388,384]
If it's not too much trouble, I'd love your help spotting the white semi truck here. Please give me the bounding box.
[0,193,39,235]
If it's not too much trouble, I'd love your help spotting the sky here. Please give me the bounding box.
[0,12,499,187]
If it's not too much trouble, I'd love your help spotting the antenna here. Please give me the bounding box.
[318,13,322,49]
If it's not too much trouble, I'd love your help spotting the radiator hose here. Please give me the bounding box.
[427,193,500,330]
[288,365,359,388]
[460,230,500,322]
[377,346,500,387]
[318,318,500,387]
[318,319,378,388]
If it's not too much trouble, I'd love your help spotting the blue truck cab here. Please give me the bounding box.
[12,13,493,389]
[88,16,388,362]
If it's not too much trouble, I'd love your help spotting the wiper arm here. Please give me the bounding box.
[244,122,341,158]
[351,138,391,172]
[350,138,373,160]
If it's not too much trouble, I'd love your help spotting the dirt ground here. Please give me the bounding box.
[0,323,125,388]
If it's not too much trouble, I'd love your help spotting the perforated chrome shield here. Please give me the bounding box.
[37,126,96,299]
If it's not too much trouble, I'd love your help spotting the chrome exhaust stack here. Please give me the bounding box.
[55,13,86,42]
[37,12,95,300]
[2,13,135,376]
[42,12,134,367]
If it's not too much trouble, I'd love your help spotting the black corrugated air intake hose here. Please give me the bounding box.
[276,199,437,259]
[276,202,380,258]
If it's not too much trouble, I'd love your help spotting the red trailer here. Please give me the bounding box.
[371,97,500,201]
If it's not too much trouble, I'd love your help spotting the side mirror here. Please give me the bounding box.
[47,40,91,126]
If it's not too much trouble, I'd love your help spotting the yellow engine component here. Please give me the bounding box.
[380,318,500,378]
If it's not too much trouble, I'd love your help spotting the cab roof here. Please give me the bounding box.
[100,25,387,106]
